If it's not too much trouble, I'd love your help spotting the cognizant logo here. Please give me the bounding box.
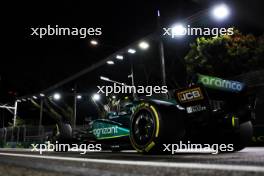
[198,74,244,92]
[93,126,118,138]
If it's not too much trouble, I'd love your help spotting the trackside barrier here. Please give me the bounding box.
[0,125,87,148]
[0,126,54,147]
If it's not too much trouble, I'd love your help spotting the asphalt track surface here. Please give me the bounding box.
[0,147,263,176]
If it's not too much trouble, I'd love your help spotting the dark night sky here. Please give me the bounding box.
[1,0,264,102]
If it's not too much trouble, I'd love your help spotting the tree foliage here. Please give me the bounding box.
[184,30,264,78]
[8,116,25,127]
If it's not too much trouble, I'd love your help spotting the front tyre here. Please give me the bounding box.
[130,104,160,153]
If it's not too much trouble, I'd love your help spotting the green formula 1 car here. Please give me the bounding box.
[86,73,254,153]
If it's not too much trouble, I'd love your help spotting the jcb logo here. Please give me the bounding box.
[177,87,203,103]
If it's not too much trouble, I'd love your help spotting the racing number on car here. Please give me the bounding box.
[177,87,204,103]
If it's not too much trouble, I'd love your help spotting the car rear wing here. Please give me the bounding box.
[196,73,246,93]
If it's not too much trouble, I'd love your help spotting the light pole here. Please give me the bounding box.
[52,91,78,129]
[73,85,77,129]
[39,92,45,134]
[13,101,18,127]
[157,10,166,86]
[100,76,127,86]
[127,48,136,87]
[128,69,135,87]
[39,98,43,136]
[156,4,230,86]
[0,102,19,127]
[128,56,135,87]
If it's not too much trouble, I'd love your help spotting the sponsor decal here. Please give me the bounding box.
[186,105,206,113]
[197,74,244,92]
[93,126,118,138]
[92,122,130,139]
[177,87,204,103]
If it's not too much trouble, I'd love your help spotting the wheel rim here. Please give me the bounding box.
[132,110,155,146]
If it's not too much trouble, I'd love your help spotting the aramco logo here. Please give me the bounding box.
[198,74,244,92]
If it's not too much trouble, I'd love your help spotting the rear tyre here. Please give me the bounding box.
[222,121,253,152]
[129,101,185,154]
[232,121,253,152]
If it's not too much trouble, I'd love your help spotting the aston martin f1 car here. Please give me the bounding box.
[87,74,254,153]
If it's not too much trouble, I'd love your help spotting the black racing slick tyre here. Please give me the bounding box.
[129,101,185,154]
[221,121,253,152]
[231,121,253,152]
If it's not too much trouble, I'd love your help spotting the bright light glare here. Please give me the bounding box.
[76,95,82,99]
[171,23,186,38]
[138,41,149,50]
[53,93,61,100]
[92,94,100,101]
[112,95,116,99]
[90,40,98,45]
[116,55,124,60]
[212,4,230,20]
[40,93,45,97]
[33,96,38,99]
[128,48,136,54]
[100,76,110,81]
[106,60,114,65]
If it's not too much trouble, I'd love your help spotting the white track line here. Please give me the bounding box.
[0,152,263,173]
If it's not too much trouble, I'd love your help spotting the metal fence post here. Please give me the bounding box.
[23,125,26,142]
[4,128,7,143]
[39,99,43,135]
[11,127,14,142]
[17,126,20,143]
